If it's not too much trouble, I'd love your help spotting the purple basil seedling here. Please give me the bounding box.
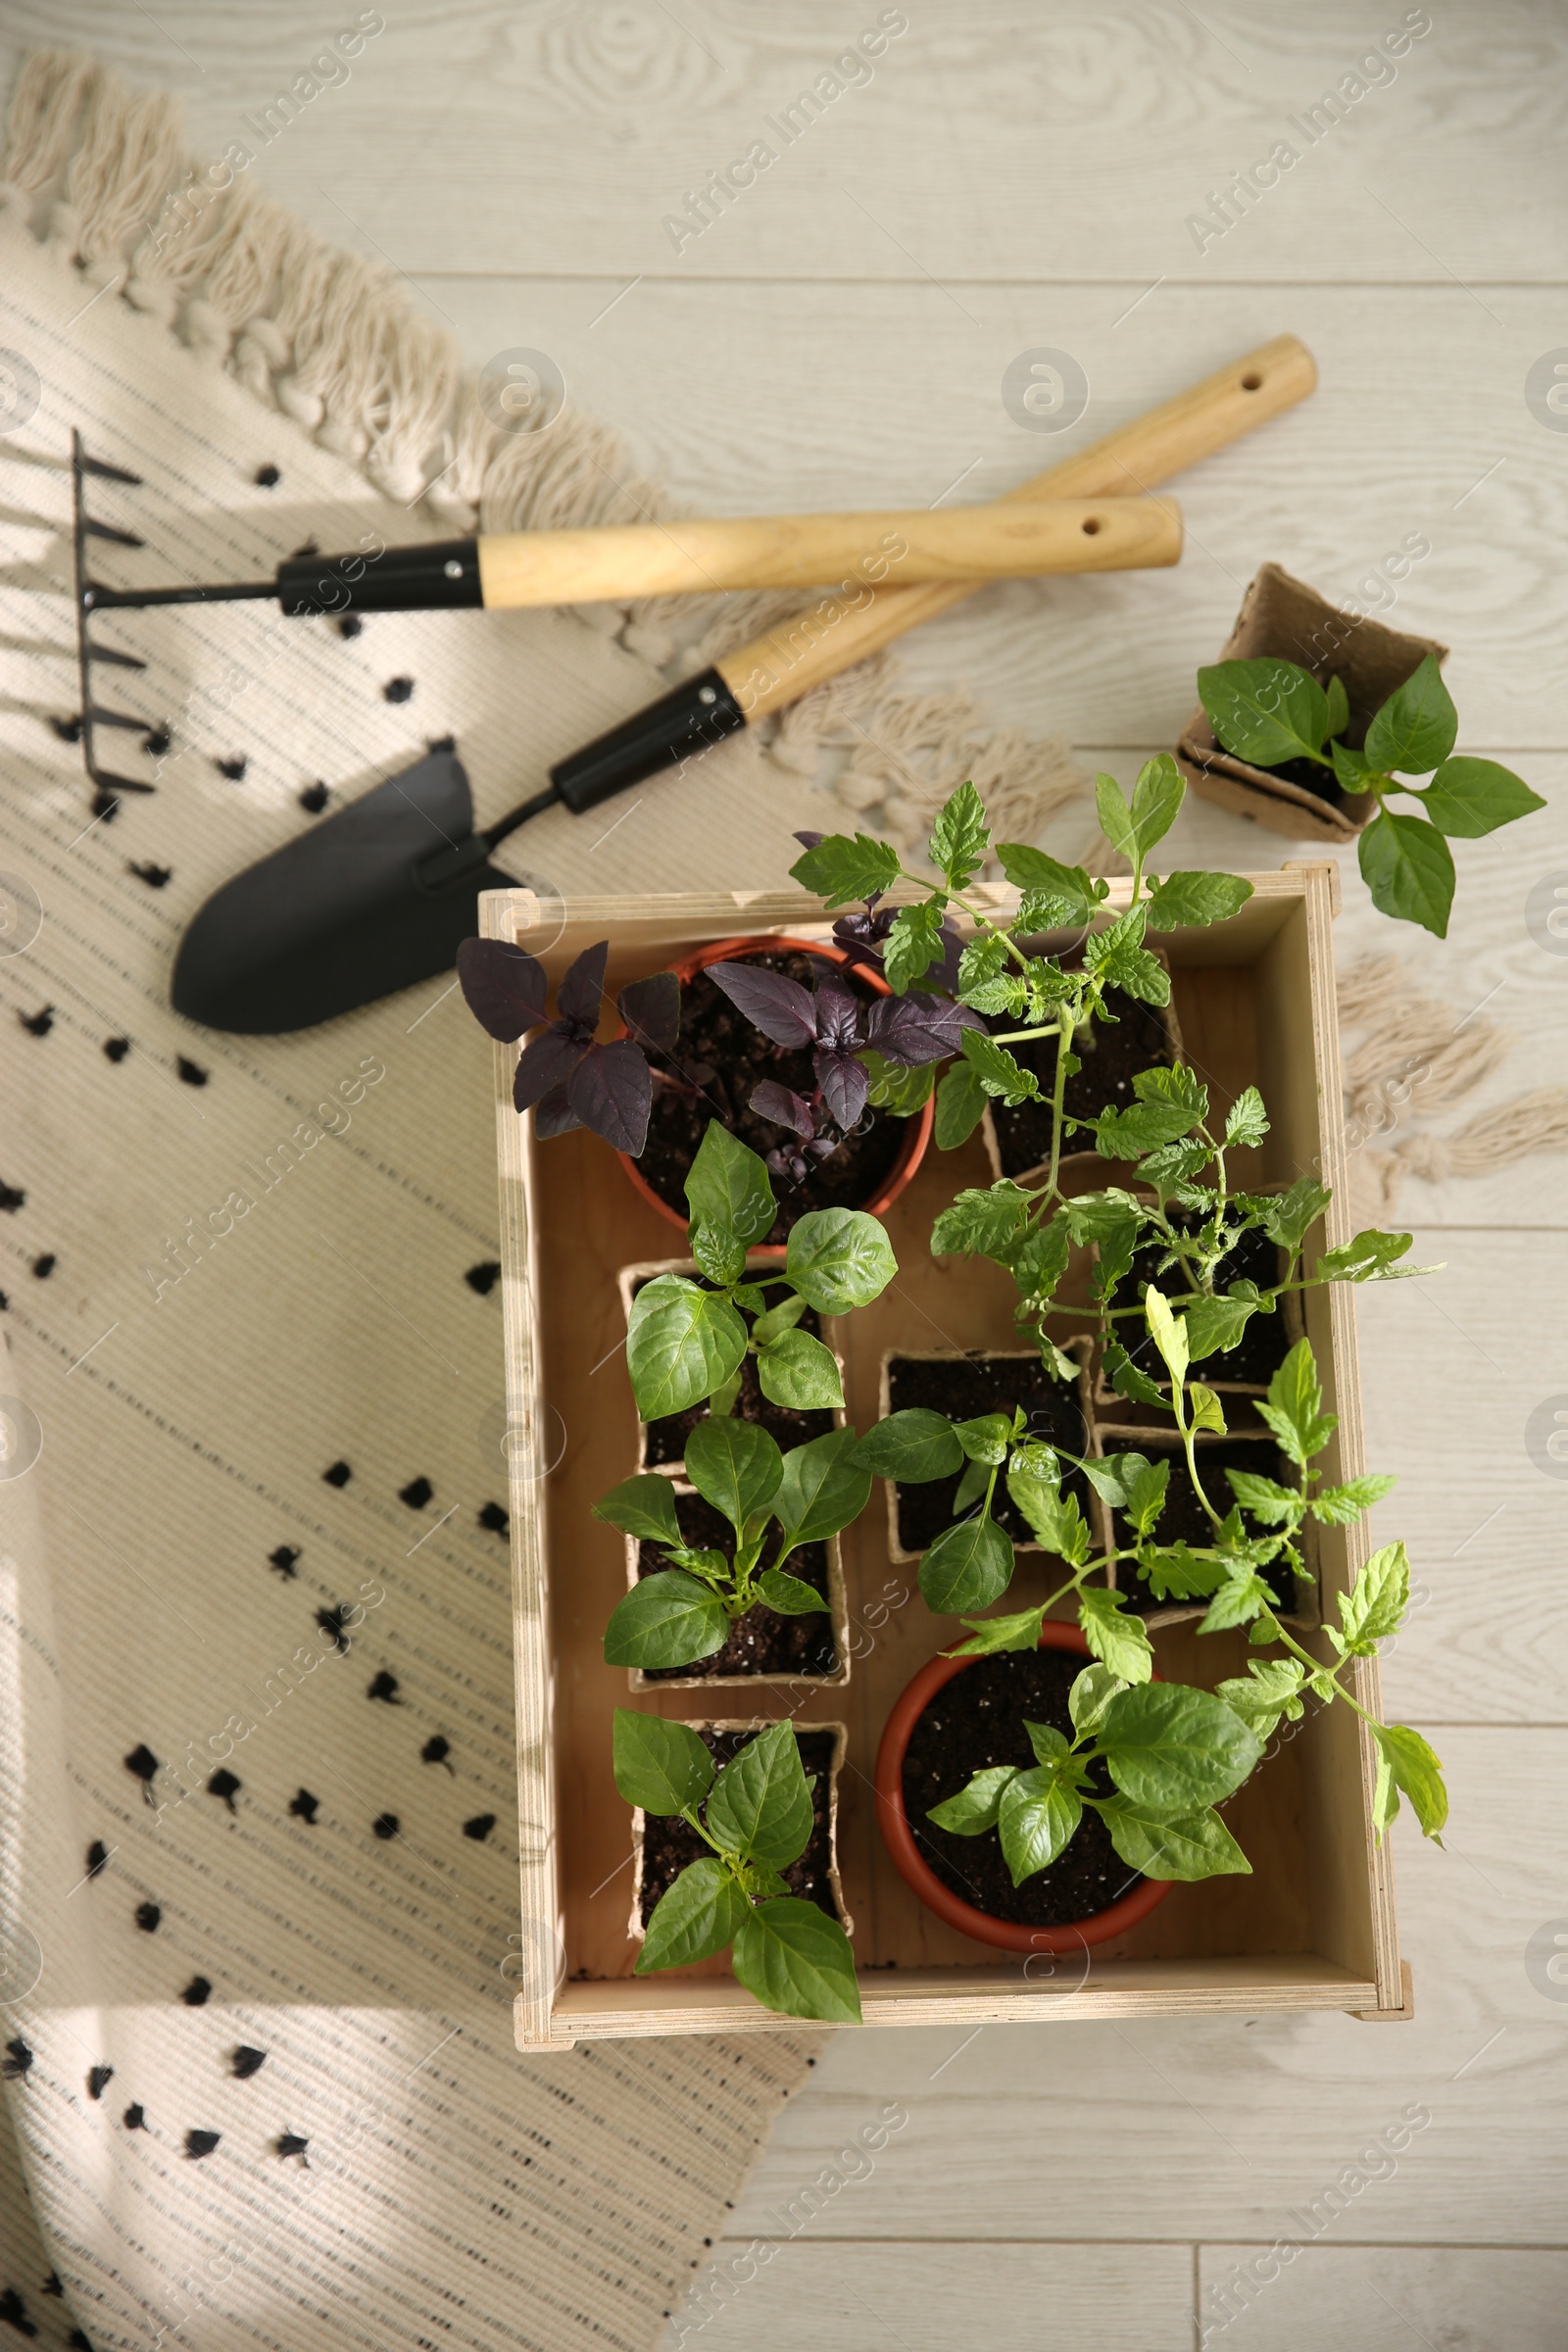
[457,936,679,1154]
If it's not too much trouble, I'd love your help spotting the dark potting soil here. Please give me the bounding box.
[1244,751,1348,809]
[1110,1436,1308,1616]
[1109,1223,1289,1390]
[637,1727,841,1926]
[633,1279,835,1467]
[903,1647,1140,1929]
[634,1490,839,1680]
[886,1353,1089,1552]
[633,950,907,1242]
[987,983,1174,1178]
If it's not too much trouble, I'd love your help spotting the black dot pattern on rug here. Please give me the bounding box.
[216,754,248,780]
[254,463,280,487]
[427,733,456,755]
[398,1475,432,1510]
[85,1838,108,1879]
[103,1037,129,1062]
[207,1767,241,1813]
[299,781,330,813]
[184,2130,220,2159]
[0,2287,37,2335]
[371,1812,399,1840]
[462,1813,495,1842]
[51,714,82,743]
[134,1901,161,1934]
[176,1056,208,1087]
[128,861,171,888]
[180,1977,212,2006]
[269,1544,301,1580]
[142,725,172,758]
[3,2036,33,2079]
[288,1789,318,1825]
[30,1253,54,1279]
[42,2276,62,2298]
[317,1605,351,1652]
[0,1178,24,1212]
[69,2332,93,2352]
[383,675,414,703]
[20,1005,53,1036]
[275,2131,310,2161]
[336,613,362,638]
[478,1501,509,1537]
[91,787,119,820]
[86,2064,113,2100]
[321,1459,351,1488]
[122,2103,145,2131]
[465,1261,501,1295]
[230,2045,267,2080]
[367,1670,402,1704]
[420,1735,452,1770]
[123,1744,159,1801]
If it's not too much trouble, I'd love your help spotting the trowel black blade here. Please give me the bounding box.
[172,748,515,1034]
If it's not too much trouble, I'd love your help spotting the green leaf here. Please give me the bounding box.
[950,1452,987,1512]
[1224,1087,1269,1150]
[1369,1721,1447,1842]
[1215,1657,1307,1739]
[756,1566,828,1615]
[636,1856,751,1973]
[684,1120,777,1249]
[684,1416,784,1534]
[1182,1294,1256,1364]
[1324,672,1349,740]
[1143,1287,1190,1388]
[690,1218,747,1288]
[756,1327,845,1411]
[1139,1544,1226,1602]
[1331,739,1377,794]
[1093,1100,1197,1160]
[1127,753,1186,858]
[1357,808,1455,939]
[1025,1720,1071,1766]
[788,830,902,907]
[749,1292,808,1347]
[934,1058,988,1150]
[928,780,990,891]
[1257,1339,1336,1468]
[593,1475,685,1547]
[612,1709,715,1814]
[995,844,1097,927]
[958,1026,1039,1102]
[853,1409,964,1485]
[732,1897,861,2023]
[883,901,947,994]
[946,1604,1048,1656]
[1098,1682,1263,1810]
[1069,1662,1127,1739]
[1187,1384,1227,1436]
[1415,756,1544,840]
[919,1512,1015,1614]
[1364,653,1456,776]
[1263,1177,1332,1253]
[1225,1467,1300,1526]
[786,1208,898,1313]
[1078,1589,1154,1684]
[999,1769,1084,1886]
[627,1276,750,1422]
[1124,1456,1170,1537]
[930,1182,1034,1261]
[859,1049,939,1116]
[774,1425,872,1544]
[927,1763,1020,1834]
[1078,1450,1141,1507]
[1336,1541,1410,1653]
[1006,1469,1090,1566]
[955,1412,1012,1467]
[1198,1570,1275,1634]
[1144,870,1254,930]
[1199,658,1331,767]
[706,1721,815,1867]
[1004,1217,1071,1302]
[1315,1228,1414,1283]
[1098,1797,1252,1882]
[1309,1472,1397,1526]
[1102,1340,1166,1408]
[603,1572,731,1669]
[1132,1062,1208,1118]
[1094,770,1138,861]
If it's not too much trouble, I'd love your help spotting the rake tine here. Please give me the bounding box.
[86,705,151,731]
[77,453,143,484]
[83,516,145,548]
[81,642,146,670]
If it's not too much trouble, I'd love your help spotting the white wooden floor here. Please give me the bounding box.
[8,5,1566,2345]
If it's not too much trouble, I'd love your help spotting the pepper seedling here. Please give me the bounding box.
[852,1403,1039,1620]
[612,1713,860,2023]
[597,1418,871,1671]
[1197,652,1543,936]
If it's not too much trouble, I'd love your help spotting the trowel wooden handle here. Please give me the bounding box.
[473,496,1180,608]
[714,333,1317,716]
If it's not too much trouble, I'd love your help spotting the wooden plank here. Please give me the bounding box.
[655,2239,1195,2352]
[1197,2245,1568,2349]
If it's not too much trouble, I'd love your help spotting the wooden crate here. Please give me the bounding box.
[481,865,1405,2047]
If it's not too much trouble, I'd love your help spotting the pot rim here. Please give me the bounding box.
[615,931,935,1232]
[873,1621,1173,1953]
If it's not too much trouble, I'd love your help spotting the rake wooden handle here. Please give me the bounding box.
[713,333,1317,717]
[473,496,1180,608]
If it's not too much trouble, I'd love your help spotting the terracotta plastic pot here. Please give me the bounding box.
[874,1620,1173,1954]
[617,933,935,1232]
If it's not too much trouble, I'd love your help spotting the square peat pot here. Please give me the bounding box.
[480,871,1407,2047]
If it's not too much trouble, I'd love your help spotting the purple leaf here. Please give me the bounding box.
[513,1026,590,1111]
[568,1039,653,1155]
[815,1047,869,1130]
[556,939,609,1030]
[708,960,819,1049]
[532,1081,583,1139]
[866,991,972,1065]
[813,975,864,1053]
[617,970,680,1054]
[457,938,549,1041]
[750,1080,817,1139]
[793,830,825,852]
